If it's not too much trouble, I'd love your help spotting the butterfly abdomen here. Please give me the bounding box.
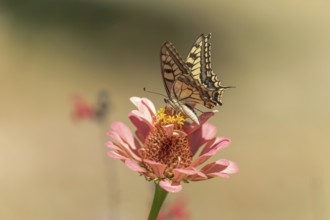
[166,98,200,125]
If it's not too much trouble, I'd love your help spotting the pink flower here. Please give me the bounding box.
[157,197,190,220]
[71,91,109,122]
[106,97,238,193]
[71,95,95,121]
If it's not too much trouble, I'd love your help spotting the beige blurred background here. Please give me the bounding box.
[1,0,330,219]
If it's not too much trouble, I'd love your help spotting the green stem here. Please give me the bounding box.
[148,184,168,220]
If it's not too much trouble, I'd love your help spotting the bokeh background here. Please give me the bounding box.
[1,0,329,219]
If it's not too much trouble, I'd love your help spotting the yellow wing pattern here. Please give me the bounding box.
[186,34,230,106]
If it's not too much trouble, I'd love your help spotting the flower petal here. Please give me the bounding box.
[106,142,132,159]
[200,123,217,140]
[129,113,151,143]
[201,159,239,178]
[199,110,218,123]
[111,121,138,150]
[129,96,143,108]
[189,123,217,156]
[105,141,121,151]
[108,151,127,160]
[162,124,174,138]
[183,110,218,135]
[131,108,152,125]
[159,180,182,193]
[186,170,208,181]
[107,131,129,149]
[173,168,198,182]
[143,159,166,178]
[173,130,187,137]
[141,97,156,115]
[107,129,142,162]
[190,138,231,167]
[124,159,146,172]
[130,97,154,124]
[200,137,230,155]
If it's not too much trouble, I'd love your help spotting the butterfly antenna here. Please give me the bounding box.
[143,87,167,98]
[221,86,236,89]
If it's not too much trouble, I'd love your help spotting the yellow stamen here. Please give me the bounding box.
[156,107,186,127]
[167,115,176,124]
[175,113,185,126]
[156,108,166,122]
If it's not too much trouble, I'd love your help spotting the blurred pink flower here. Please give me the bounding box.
[71,95,95,121]
[157,197,190,220]
[106,97,238,193]
[71,91,109,122]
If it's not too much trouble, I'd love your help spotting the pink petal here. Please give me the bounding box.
[183,123,197,135]
[201,159,239,178]
[124,159,146,172]
[108,151,127,160]
[186,171,208,181]
[129,113,151,143]
[173,130,187,137]
[111,121,138,150]
[129,97,143,108]
[217,159,239,174]
[162,124,174,138]
[159,180,182,193]
[200,123,217,140]
[199,110,218,123]
[183,110,217,134]
[189,123,217,156]
[200,137,230,155]
[107,130,142,162]
[130,97,154,124]
[173,168,198,182]
[105,141,121,151]
[106,142,132,158]
[131,108,152,125]
[143,159,166,178]
[190,138,231,167]
[107,131,129,149]
[141,97,156,115]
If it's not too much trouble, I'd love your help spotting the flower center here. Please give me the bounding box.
[142,125,192,178]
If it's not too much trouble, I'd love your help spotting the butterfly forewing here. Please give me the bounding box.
[160,41,214,124]
[160,42,209,106]
[161,42,190,98]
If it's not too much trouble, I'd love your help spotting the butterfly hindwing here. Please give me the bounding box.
[185,34,205,84]
[186,33,228,107]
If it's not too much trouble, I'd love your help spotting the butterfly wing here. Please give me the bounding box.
[160,41,209,106]
[185,34,205,85]
[186,34,227,107]
[160,41,217,124]
[160,41,189,100]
